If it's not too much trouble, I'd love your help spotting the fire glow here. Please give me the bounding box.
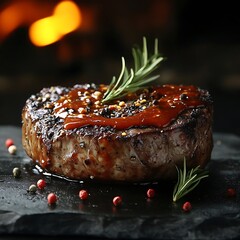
[29,1,82,47]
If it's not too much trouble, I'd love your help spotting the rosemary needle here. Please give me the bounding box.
[172,158,209,202]
[102,37,164,104]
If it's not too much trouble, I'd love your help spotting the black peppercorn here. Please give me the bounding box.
[180,93,188,100]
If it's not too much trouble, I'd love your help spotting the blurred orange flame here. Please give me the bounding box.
[29,1,82,47]
[0,4,21,38]
[0,1,53,42]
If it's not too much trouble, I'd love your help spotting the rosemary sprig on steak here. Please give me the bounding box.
[102,37,164,104]
[173,158,209,202]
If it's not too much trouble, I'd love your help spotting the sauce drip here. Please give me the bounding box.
[54,85,205,130]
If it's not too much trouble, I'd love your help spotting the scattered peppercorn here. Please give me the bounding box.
[37,179,46,190]
[29,184,37,193]
[5,138,14,148]
[113,196,122,206]
[140,99,147,104]
[8,145,17,155]
[134,102,141,107]
[79,189,89,200]
[147,188,155,198]
[182,201,192,212]
[119,101,125,107]
[227,188,236,197]
[47,193,57,205]
[180,93,188,100]
[12,167,21,178]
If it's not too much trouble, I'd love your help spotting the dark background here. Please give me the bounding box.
[0,0,239,135]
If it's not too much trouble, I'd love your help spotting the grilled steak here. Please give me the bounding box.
[22,84,213,182]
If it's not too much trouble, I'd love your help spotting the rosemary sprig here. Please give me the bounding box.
[102,37,164,104]
[172,158,209,202]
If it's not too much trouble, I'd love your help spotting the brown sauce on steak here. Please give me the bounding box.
[54,84,206,130]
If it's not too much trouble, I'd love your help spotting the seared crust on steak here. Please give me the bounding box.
[22,84,213,182]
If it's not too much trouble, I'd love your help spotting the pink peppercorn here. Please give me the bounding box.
[113,196,122,206]
[5,138,14,148]
[37,179,46,190]
[147,188,155,198]
[182,201,192,212]
[227,188,236,197]
[79,189,88,200]
[47,193,57,205]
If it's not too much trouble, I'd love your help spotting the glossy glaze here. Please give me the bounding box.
[53,85,205,130]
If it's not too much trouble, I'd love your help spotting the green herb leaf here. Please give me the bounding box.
[102,37,164,104]
[172,157,209,202]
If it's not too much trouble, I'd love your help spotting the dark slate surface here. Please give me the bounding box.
[0,126,240,239]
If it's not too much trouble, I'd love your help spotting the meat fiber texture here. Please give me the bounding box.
[22,85,213,182]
